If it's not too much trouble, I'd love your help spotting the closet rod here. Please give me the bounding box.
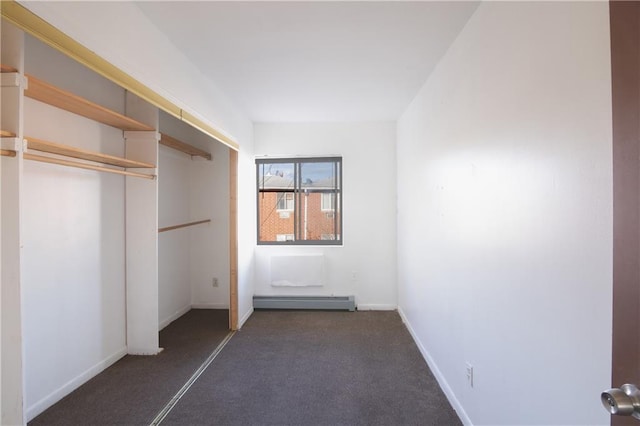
[1,149,16,157]
[23,153,155,179]
[158,219,211,233]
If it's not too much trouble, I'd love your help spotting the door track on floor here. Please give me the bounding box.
[149,331,236,425]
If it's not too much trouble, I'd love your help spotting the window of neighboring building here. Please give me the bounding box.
[321,192,335,211]
[276,193,294,211]
[256,157,342,245]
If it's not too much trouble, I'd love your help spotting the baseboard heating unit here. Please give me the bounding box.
[253,296,356,311]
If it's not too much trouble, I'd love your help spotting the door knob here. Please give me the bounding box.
[601,384,640,419]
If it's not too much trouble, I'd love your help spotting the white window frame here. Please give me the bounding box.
[256,156,342,246]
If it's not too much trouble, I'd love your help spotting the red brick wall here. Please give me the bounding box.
[258,192,340,242]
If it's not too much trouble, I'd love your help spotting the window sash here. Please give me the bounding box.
[256,157,342,245]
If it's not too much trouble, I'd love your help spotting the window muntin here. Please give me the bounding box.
[257,157,342,245]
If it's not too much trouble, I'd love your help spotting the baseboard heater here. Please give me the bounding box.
[253,296,356,312]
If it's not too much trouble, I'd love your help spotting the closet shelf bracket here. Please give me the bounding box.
[1,136,20,157]
[1,71,25,88]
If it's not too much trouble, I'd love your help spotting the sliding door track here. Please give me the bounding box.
[150,331,236,425]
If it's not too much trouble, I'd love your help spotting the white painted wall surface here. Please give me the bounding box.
[188,141,230,311]
[20,0,256,326]
[158,145,192,328]
[397,2,612,425]
[254,123,397,309]
[22,87,128,422]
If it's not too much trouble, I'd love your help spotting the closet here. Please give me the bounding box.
[1,17,236,423]
[157,110,231,330]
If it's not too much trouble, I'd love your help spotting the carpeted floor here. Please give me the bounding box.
[29,309,230,426]
[161,310,461,426]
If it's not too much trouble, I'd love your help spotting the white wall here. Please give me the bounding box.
[158,145,192,327]
[397,2,612,425]
[22,35,128,420]
[254,123,397,309]
[20,0,256,326]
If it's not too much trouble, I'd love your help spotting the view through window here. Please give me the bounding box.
[256,157,342,245]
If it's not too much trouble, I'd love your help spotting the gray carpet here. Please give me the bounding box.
[29,309,230,426]
[162,310,461,426]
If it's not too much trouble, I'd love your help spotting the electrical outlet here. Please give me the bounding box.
[212,277,218,288]
[465,363,474,388]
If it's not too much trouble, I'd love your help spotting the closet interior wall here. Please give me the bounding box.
[158,110,230,329]
[20,31,131,420]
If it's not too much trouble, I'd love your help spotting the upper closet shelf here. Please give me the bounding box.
[24,75,154,131]
[25,137,155,169]
[159,133,212,160]
[1,130,16,137]
[1,64,17,73]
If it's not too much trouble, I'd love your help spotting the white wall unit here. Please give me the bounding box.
[254,122,397,310]
[397,2,612,424]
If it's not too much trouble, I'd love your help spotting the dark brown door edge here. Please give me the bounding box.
[610,1,640,425]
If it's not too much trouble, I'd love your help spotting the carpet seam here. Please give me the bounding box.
[149,331,236,426]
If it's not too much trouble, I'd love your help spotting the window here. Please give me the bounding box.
[256,157,342,245]
[276,193,294,211]
[321,193,335,211]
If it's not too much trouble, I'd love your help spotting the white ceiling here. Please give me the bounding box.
[136,1,479,122]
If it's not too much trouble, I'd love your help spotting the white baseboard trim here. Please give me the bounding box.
[356,303,397,311]
[26,346,127,422]
[159,304,192,331]
[397,307,472,426]
[239,307,254,328]
[191,303,229,310]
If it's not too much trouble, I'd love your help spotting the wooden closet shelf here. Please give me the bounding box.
[24,153,155,180]
[1,130,16,137]
[0,64,17,73]
[24,75,154,131]
[160,133,212,160]
[158,219,211,233]
[1,149,16,157]
[25,137,155,169]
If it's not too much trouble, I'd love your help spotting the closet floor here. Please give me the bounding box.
[28,309,230,426]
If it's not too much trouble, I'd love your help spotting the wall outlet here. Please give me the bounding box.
[212,277,218,287]
[465,363,474,388]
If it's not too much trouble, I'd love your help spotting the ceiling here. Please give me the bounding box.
[136,1,479,123]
